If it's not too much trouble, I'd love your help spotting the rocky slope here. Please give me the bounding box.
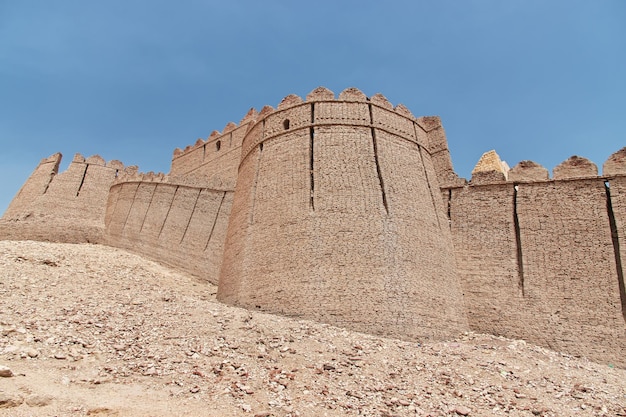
[0,241,625,416]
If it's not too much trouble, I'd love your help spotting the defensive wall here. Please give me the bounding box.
[217,87,468,341]
[101,112,260,281]
[1,86,625,367]
[168,108,257,190]
[0,153,134,243]
[446,149,626,366]
[104,173,233,284]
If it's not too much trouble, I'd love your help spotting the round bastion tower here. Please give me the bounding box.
[217,87,468,341]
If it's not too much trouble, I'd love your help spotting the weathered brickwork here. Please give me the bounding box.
[104,176,232,283]
[2,88,625,367]
[449,183,523,337]
[606,175,626,325]
[0,153,131,243]
[218,88,468,341]
[448,149,626,366]
[169,109,257,190]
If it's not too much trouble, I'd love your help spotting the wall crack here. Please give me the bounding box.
[158,186,178,239]
[76,164,89,197]
[368,104,388,214]
[180,188,202,244]
[418,146,441,229]
[205,192,226,251]
[513,184,525,296]
[605,180,626,323]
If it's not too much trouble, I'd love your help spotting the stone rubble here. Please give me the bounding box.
[0,240,625,416]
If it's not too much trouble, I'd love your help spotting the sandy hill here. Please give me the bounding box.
[0,241,624,416]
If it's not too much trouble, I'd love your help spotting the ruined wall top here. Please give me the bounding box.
[463,147,626,187]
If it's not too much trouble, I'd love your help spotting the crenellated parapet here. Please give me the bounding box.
[1,153,134,243]
[508,160,550,182]
[604,147,626,176]
[169,108,259,190]
[241,88,438,161]
[467,147,626,185]
[113,169,166,186]
[470,150,510,185]
[171,107,258,160]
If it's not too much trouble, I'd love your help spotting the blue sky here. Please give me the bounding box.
[1,1,624,214]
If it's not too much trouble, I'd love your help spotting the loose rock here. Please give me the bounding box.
[0,365,14,377]
[0,393,23,408]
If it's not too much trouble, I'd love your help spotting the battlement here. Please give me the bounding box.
[113,169,166,185]
[171,108,258,161]
[218,86,468,342]
[468,147,626,185]
[169,108,259,191]
[1,153,133,243]
[239,87,436,163]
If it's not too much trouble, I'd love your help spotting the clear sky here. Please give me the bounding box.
[1,1,624,215]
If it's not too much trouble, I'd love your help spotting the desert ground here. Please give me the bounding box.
[0,240,624,416]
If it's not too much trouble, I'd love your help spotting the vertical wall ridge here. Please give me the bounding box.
[139,184,157,233]
[310,102,315,210]
[250,143,263,224]
[42,170,56,195]
[121,183,139,232]
[309,126,315,210]
[371,127,389,214]
[605,180,626,323]
[446,188,452,224]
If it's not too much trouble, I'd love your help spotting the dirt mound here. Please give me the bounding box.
[0,241,624,416]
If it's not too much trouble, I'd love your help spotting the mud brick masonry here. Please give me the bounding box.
[2,87,625,367]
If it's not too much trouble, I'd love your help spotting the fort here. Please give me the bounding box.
[1,87,625,367]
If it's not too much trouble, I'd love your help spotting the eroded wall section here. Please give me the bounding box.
[0,153,129,243]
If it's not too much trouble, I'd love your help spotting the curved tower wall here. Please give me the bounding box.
[218,88,468,341]
[104,175,233,284]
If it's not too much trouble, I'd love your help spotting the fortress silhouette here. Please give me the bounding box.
[2,87,625,367]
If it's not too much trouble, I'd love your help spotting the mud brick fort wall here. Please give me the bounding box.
[445,149,626,366]
[1,87,624,367]
[217,88,467,341]
[104,176,233,284]
[0,153,133,243]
